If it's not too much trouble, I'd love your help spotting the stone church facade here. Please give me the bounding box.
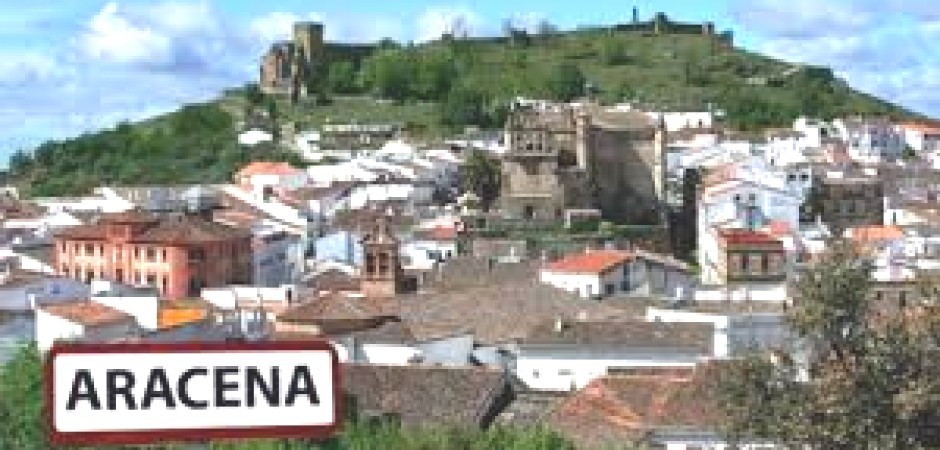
[501,101,667,225]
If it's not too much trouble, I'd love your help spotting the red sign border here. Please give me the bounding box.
[44,339,342,447]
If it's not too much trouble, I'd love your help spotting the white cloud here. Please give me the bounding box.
[78,2,173,67]
[415,7,483,42]
[732,0,875,38]
[0,52,60,87]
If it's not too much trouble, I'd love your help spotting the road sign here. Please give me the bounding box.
[45,340,341,446]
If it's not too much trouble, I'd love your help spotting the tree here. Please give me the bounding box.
[718,243,940,449]
[245,83,265,106]
[326,61,359,94]
[439,85,486,127]
[599,38,629,65]
[0,344,46,449]
[361,49,414,102]
[544,63,586,102]
[460,150,501,211]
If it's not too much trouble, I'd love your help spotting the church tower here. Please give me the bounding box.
[360,214,402,298]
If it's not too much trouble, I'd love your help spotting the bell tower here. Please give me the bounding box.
[360,214,402,298]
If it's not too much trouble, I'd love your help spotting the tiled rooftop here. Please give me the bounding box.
[236,161,301,177]
[718,229,783,247]
[343,364,509,428]
[547,365,724,448]
[520,320,713,354]
[40,301,133,327]
[543,250,632,274]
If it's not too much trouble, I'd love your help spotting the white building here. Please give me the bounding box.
[898,122,940,154]
[238,129,273,147]
[697,160,803,286]
[834,117,904,165]
[539,250,632,299]
[35,301,138,351]
[514,319,714,391]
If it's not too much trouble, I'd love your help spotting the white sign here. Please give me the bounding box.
[46,341,340,446]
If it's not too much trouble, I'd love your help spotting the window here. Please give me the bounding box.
[98,245,104,255]
[134,271,141,284]
[146,247,156,262]
[161,277,168,294]
[605,284,615,295]
[523,205,535,219]
[740,253,749,272]
[85,270,94,283]
[134,247,140,259]
[162,249,167,261]
[761,254,770,273]
[85,244,95,255]
[532,370,540,379]
[365,254,376,275]
[189,248,205,262]
[800,173,809,181]
[146,273,156,286]
[558,369,573,376]
[899,291,908,309]
[116,269,123,283]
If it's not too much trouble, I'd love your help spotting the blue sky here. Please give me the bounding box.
[1,0,939,164]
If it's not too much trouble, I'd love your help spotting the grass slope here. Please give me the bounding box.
[9,28,918,197]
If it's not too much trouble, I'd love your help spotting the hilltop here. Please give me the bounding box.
[8,15,919,197]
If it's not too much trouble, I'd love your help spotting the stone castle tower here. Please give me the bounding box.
[360,214,402,298]
[259,22,325,99]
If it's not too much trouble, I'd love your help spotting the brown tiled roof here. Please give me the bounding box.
[55,212,249,244]
[53,224,107,241]
[343,364,508,428]
[131,215,250,244]
[336,320,415,344]
[521,320,713,354]
[307,269,361,293]
[277,295,399,323]
[547,365,725,448]
[398,258,631,344]
[40,301,134,327]
[543,250,632,274]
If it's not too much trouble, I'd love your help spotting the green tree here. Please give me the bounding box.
[599,38,629,66]
[245,83,266,106]
[326,61,359,94]
[439,85,486,127]
[543,63,585,102]
[718,243,940,449]
[361,49,415,102]
[0,344,46,449]
[460,150,502,211]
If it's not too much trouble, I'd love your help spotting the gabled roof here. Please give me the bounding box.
[543,250,632,275]
[236,161,302,178]
[40,301,134,327]
[415,225,458,241]
[520,320,713,354]
[547,365,725,448]
[846,225,904,243]
[718,229,783,247]
[342,364,508,428]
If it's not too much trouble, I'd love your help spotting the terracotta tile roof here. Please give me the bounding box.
[399,258,630,344]
[306,269,361,293]
[131,215,250,244]
[158,307,208,330]
[55,211,249,244]
[718,229,783,247]
[899,121,940,134]
[521,320,713,354]
[415,225,458,241]
[334,319,415,344]
[53,224,107,240]
[40,301,134,327]
[765,219,792,237]
[277,295,399,324]
[543,250,632,274]
[847,225,904,243]
[236,161,302,178]
[342,364,508,428]
[547,365,725,448]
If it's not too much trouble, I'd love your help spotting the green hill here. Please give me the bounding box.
[9,25,918,197]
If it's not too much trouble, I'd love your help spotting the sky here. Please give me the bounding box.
[1,0,939,164]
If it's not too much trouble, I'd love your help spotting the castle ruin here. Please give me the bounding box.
[259,22,325,101]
